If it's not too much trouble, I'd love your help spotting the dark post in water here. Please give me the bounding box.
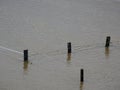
[105,36,111,48]
[80,69,84,82]
[24,50,28,62]
[67,42,72,53]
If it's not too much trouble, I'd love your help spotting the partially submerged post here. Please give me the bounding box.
[67,42,72,54]
[24,50,28,62]
[105,36,111,48]
[80,69,84,82]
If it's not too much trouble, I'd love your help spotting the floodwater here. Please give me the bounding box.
[0,0,120,90]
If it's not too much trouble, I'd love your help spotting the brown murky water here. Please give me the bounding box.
[0,0,120,90]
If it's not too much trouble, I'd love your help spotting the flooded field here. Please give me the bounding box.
[0,0,120,90]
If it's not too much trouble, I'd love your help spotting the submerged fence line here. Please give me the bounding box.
[1,36,120,60]
[0,45,23,54]
[0,42,112,60]
[0,50,23,60]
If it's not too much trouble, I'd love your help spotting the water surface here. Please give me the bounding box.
[0,0,120,90]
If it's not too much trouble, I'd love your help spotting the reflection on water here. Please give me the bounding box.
[23,61,29,73]
[67,53,71,64]
[80,82,84,90]
[67,53,71,61]
[105,47,110,58]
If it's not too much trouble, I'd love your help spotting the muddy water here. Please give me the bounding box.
[0,0,120,90]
